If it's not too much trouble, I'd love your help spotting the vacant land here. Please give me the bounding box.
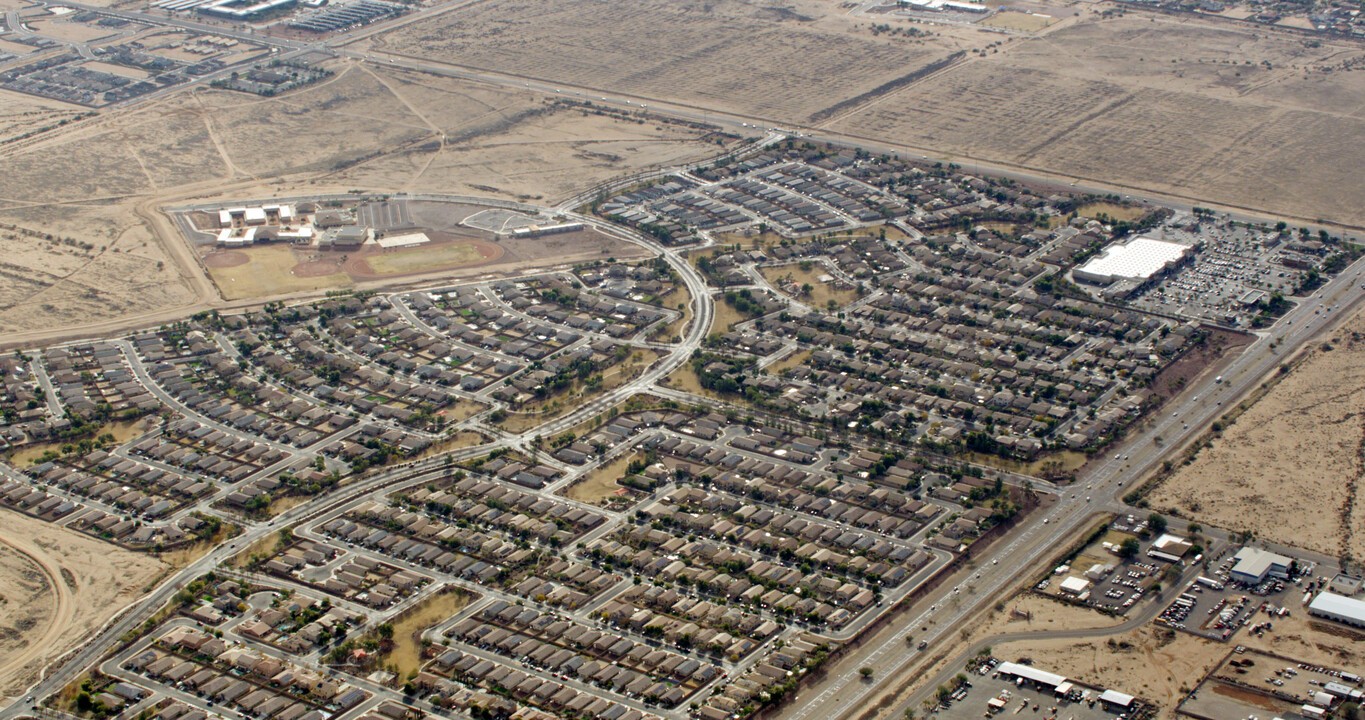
[0,509,167,700]
[383,588,470,677]
[0,62,719,344]
[373,0,960,124]
[0,542,51,693]
[991,603,1365,719]
[831,13,1365,228]
[564,451,638,504]
[855,591,1124,720]
[993,624,1219,717]
[710,297,751,336]
[0,92,86,146]
[758,262,860,309]
[1151,308,1365,562]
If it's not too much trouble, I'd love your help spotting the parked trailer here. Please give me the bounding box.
[1197,576,1225,591]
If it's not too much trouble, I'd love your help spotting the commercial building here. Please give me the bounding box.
[1229,547,1292,585]
[507,222,584,239]
[1058,576,1091,597]
[1148,533,1193,563]
[199,0,296,19]
[1307,591,1365,628]
[1073,237,1191,285]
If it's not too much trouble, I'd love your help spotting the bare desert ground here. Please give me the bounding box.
[0,509,167,700]
[991,605,1365,718]
[993,624,1222,717]
[1150,307,1365,562]
[830,12,1365,227]
[0,61,721,344]
[828,586,1124,720]
[372,0,963,124]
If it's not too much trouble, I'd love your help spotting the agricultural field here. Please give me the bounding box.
[830,13,1365,227]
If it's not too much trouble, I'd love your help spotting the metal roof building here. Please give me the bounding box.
[995,662,1066,688]
[1230,547,1292,585]
[1308,591,1365,628]
[1074,237,1191,285]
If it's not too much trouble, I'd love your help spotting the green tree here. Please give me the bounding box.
[1119,537,1141,559]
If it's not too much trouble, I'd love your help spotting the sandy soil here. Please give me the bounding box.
[0,509,167,700]
[830,12,1365,228]
[0,61,720,345]
[372,0,961,124]
[1151,307,1365,562]
[992,624,1220,717]
[991,604,1365,719]
[0,544,53,686]
[758,263,860,309]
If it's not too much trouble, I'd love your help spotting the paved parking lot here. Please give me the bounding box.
[1037,516,1218,616]
[1156,547,1319,641]
[1128,222,1319,325]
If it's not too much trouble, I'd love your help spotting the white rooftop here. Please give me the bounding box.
[1059,576,1090,594]
[1075,237,1190,283]
[996,662,1066,688]
[1309,591,1365,624]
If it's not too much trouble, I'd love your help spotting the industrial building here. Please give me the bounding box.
[1058,576,1091,597]
[899,0,988,11]
[317,225,369,249]
[993,662,1136,710]
[1229,547,1293,585]
[1073,236,1192,285]
[1307,591,1365,628]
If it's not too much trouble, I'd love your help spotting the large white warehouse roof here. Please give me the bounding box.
[1074,237,1190,284]
[1308,591,1365,626]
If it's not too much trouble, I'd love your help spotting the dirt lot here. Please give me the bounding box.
[992,624,1220,717]
[371,0,961,124]
[0,509,167,701]
[851,590,1125,720]
[758,262,860,310]
[383,588,470,677]
[0,61,718,345]
[1150,308,1365,562]
[990,604,1365,719]
[830,12,1365,228]
[563,451,640,504]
